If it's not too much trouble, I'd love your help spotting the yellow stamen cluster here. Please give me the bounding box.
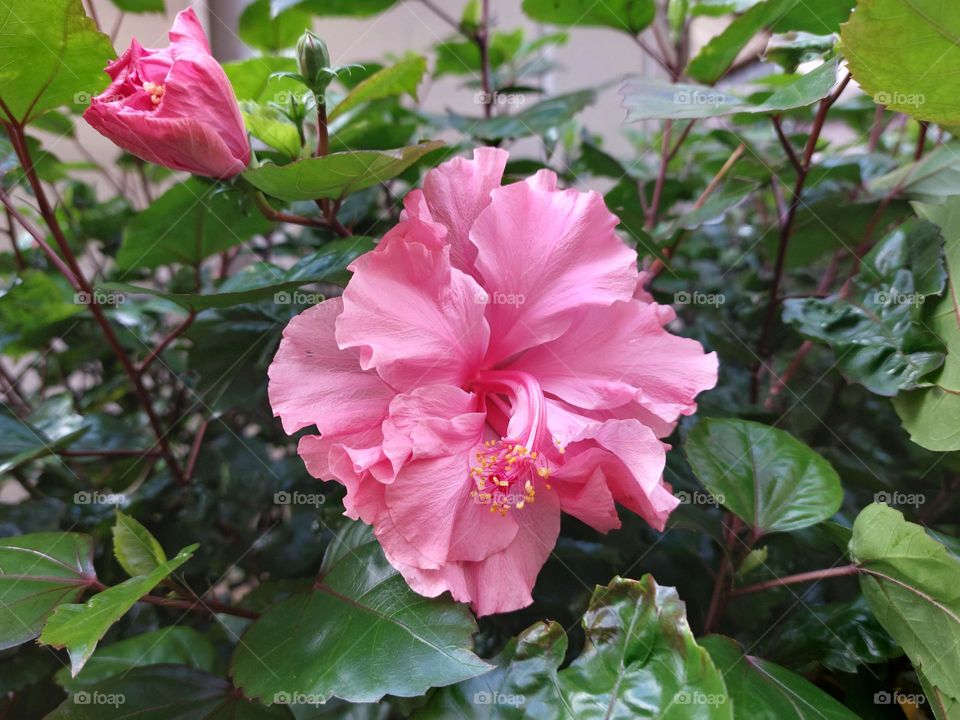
[469,440,550,516]
[142,81,165,105]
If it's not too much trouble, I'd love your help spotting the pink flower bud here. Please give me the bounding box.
[83,9,250,179]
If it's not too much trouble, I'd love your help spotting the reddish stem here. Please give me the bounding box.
[3,119,185,483]
[750,73,851,402]
[730,565,859,596]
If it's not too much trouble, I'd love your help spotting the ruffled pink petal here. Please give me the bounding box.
[414,147,508,276]
[551,448,621,532]
[268,298,394,438]
[168,8,212,55]
[385,488,561,616]
[380,385,518,565]
[470,171,639,363]
[509,299,718,425]
[568,419,676,531]
[337,237,490,391]
[298,434,384,524]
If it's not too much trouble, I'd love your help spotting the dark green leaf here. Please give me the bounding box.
[702,635,859,718]
[117,179,272,270]
[623,59,838,120]
[103,237,374,311]
[0,412,87,475]
[0,533,95,650]
[46,665,291,719]
[244,141,443,202]
[448,90,595,140]
[230,522,491,703]
[522,0,656,34]
[685,418,843,534]
[270,0,398,16]
[108,0,163,11]
[427,575,731,719]
[784,220,947,396]
[55,627,217,691]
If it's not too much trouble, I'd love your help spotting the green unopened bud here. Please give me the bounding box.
[296,31,331,92]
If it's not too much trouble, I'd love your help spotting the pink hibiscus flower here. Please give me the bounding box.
[269,149,717,615]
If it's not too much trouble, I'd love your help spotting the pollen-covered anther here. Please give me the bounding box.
[142,81,165,105]
[470,438,550,515]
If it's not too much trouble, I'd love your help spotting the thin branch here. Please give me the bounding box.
[3,117,185,483]
[750,73,852,402]
[90,580,259,619]
[139,310,196,376]
[252,191,346,234]
[648,143,745,280]
[730,565,859,596]
[771,115,802,174]
[477,0,494,118]
[645,120,673,231]
[417,0,464,34]
[59,448,162,458]
[183,417,210,485]
[1,192,81,287]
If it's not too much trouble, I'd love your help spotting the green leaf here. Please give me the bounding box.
[0,533,95,650]
[239,0,312,52]
[622,59,838,120]
[765,31,837,73]
[784,219,947,396]
[225,56,302,103]
[329,54,426,121]
[840,0,960,125]
[434,30,524,77]
[419,621,567,719]
[688,0,852,82]
[0,0,115,123]
[448,89,596,140]
[688,0,783,83]
[869,143,960,204]
[850,503,960,708]
[0,271,85,356]
[46,666,291,719]
[425,575,731,719]
[40,544,198,675]
[522,0,656,34]
[892,199,960,450]
[241,102,303,159]
[915,201,960,392]
[685,418,843,534]
[894,387,960,451]
[0,411,88,474]
[108,0,164,12]
[101,237,375,311]
[243,141,443,202]
[271,0,398,16]
[230,522,492,703]
[112,512,167,577]
[55,627,216,691]
[117,179,272,270]
[766,597,902,673]
[702,635,860,719]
